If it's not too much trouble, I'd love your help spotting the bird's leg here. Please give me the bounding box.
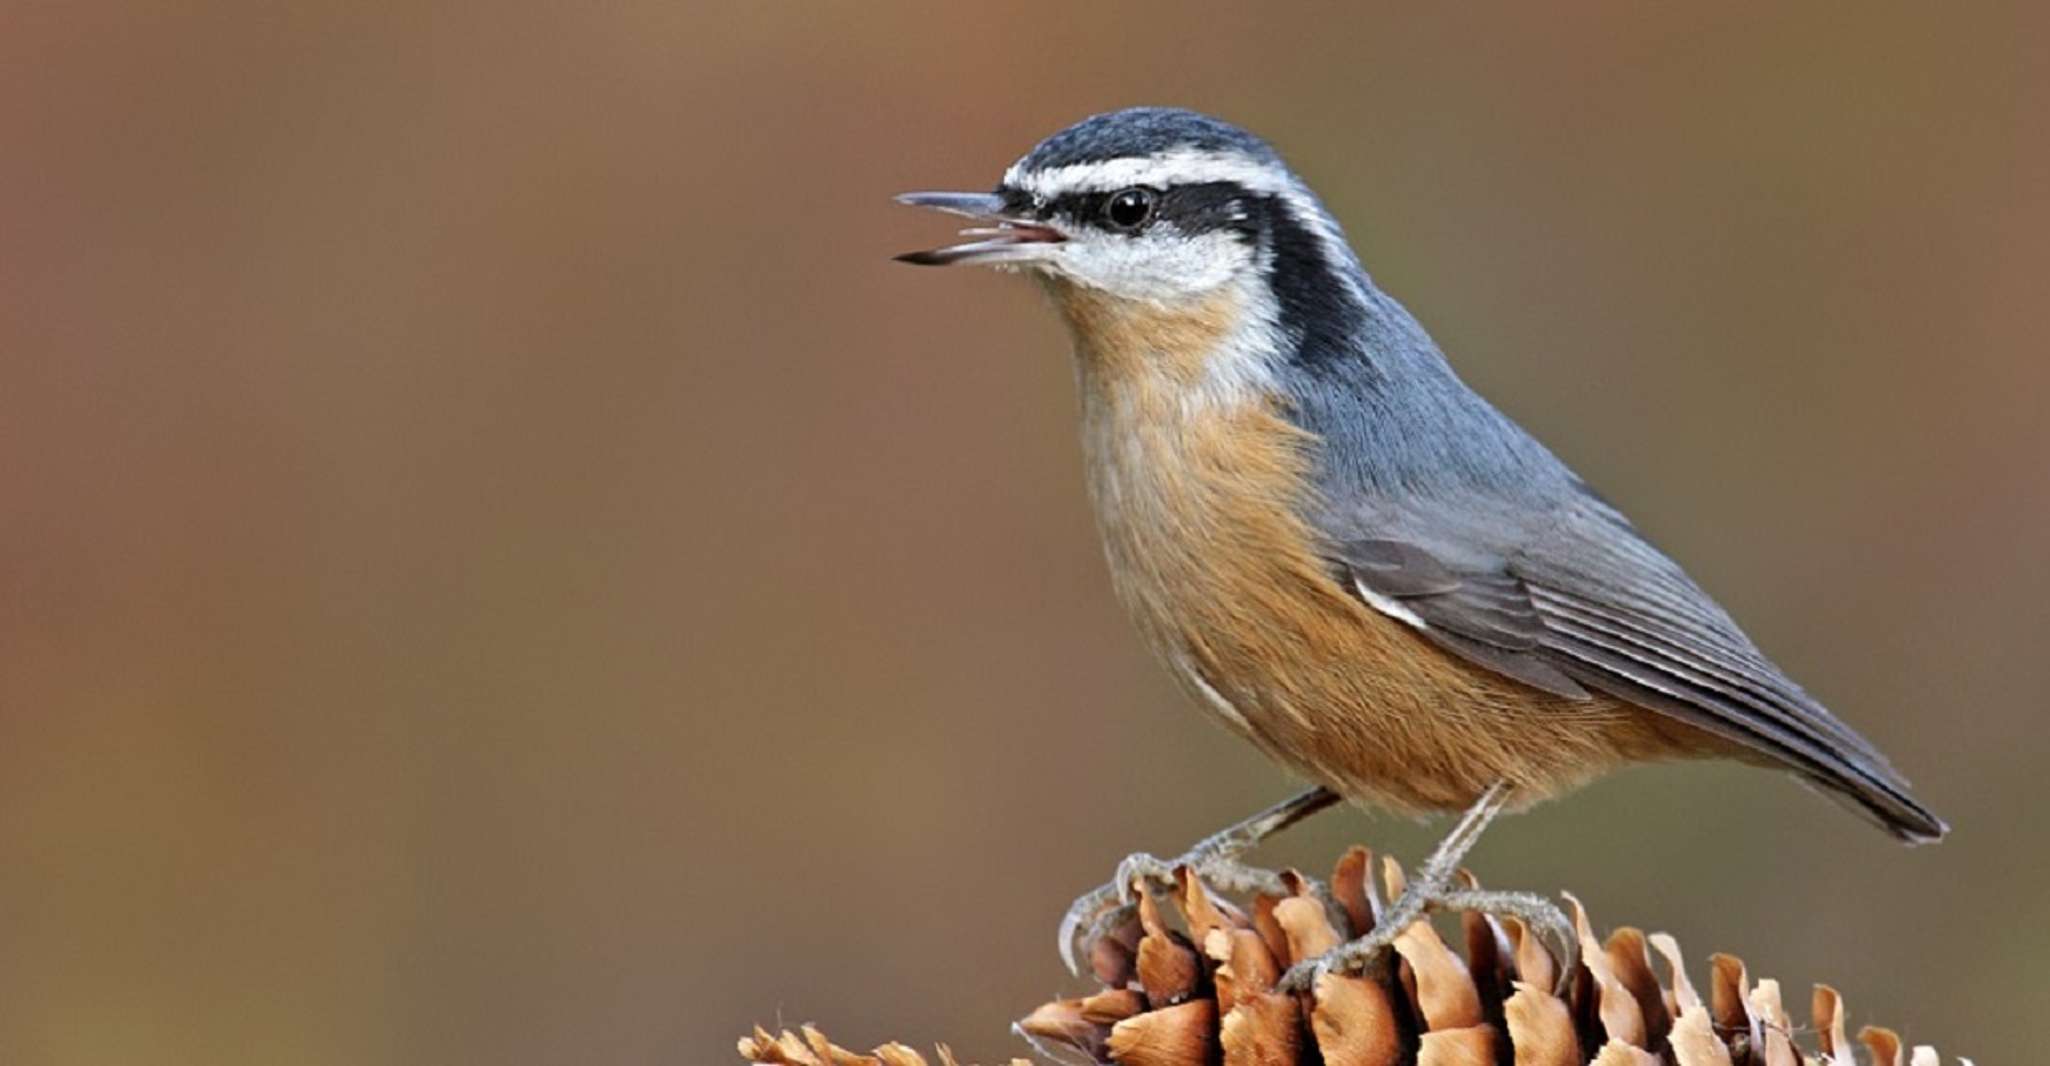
[1275,782,1571,993]
[1058,786,1342,975]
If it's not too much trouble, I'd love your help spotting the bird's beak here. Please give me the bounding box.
[893,191,1065,266]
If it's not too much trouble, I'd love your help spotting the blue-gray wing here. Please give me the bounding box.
[1331,491,1945,842]
[1337,536,1594,700]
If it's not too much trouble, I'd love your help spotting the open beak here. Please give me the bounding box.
[893,191,1065,266]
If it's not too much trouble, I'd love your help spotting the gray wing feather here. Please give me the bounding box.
[1332,495,1943,841]
[1337,538,1591,700]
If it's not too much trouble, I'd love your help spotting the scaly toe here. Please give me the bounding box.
[1186,855,1292,898]
[1274,955,1327,995]
[1059,849,1305,978]
[1274,932,1395,994]
[1111,852,1177,898]
[1056,852,1177,976]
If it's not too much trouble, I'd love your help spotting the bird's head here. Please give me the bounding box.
[897,108,1369,384]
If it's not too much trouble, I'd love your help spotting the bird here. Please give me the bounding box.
[892,107,1945,990]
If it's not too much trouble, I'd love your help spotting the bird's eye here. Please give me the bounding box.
[1103,187,1155,231]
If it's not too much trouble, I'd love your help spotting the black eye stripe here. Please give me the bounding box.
[1025,180,1262,234]
[998,188,1041,216]
[1039,192,1114,220]
[1156,182,1256,233]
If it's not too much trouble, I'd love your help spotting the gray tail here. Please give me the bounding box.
[1806,767,1948,845]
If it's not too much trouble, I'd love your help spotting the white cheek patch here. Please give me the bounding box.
[1047,227,1250,303]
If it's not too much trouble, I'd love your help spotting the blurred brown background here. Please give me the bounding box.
[1,3,2045,1063]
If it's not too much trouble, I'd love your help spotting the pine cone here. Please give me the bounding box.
[739,842,1965,1066]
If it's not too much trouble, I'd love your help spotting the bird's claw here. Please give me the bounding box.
[1053,788,1345,978]
[1056,852,1175,976]
[1054,884,1122,977]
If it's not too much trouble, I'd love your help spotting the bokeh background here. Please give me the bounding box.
[2,3,2045,1063]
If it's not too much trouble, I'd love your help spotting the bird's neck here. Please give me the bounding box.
[1046,276,1343,653]
[1044,278,1303,504]
[1050,279,1311,562]
[1046,278,1284,416]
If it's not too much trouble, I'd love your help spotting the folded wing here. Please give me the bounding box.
[1332,496,1946,843]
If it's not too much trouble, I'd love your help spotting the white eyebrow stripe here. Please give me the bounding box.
[1003,149,1297,199]
[1006,147,1374,308]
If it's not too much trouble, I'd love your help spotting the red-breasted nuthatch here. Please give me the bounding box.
[895,108,1944,987]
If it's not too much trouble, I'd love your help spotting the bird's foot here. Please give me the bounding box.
[1273,864,1436,994]
[1274,876,1577,995]
[1056,788,1343,977]
[1058,849,1300,977]
[1441,887,1579,990]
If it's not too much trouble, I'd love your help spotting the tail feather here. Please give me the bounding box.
[1804,768,1948,845]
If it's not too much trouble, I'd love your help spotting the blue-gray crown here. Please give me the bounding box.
[1013,107,1284,174]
